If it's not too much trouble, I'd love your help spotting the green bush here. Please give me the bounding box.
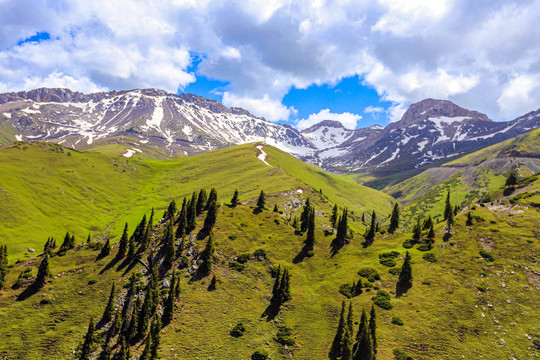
[422,253,437,263]
[379,258,396,267]
[14,267,33,287]
[339,284,353,299]
[393,348,414,360]
[402,240,413,249]
[251,349,269,360]
[230,322,246,337]
[358,267,380,282]
[275,325,295,346]
[379,251,400,259]
[372,290,392,310]
[391,316,404,325]
[421,280,431,285]
[253,248,266,258]
[237,253,250,264]
[476,284,487,292]
[229,261,246,271]
[416,244,431,251]
[228,234,237,240]
[479,250,495,262]
[388,267,400,275]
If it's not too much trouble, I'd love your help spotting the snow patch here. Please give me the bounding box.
[380,148,400,165]
[417,139,429,152]
[296,189,303,194]
[15,134,23,141]
[3,112,12,118]
[256,145,271,167]
[122,149,136,158]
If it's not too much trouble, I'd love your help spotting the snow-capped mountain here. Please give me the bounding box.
[0,88,538,173]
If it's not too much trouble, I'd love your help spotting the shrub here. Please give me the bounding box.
[275,325,295,346]
[379,258,396,267]
[479,250,495,262]
[476,284,487,292]
[240,223,248,227]
[87,279,97,285]
[339,284,353,299]
[379,251,400,259]
[228,234,237,240]
[422,253,437,263]
[229,261,246,271]
[14,267,33,287]
[490,228,499,233]
[230,322,246,337]
[421,280,431,285]
[372,290,392,310]
[237,253,250,264]
[253,248,266,258]
[358,267,380,282]
[274,219,280,225]
[391,316,404,325]
[443,233,452,242]
[416,244,431,251]
[252,349,269,360]
[393,348,414,360]
[389,267,400,275]
[402,240,413,249]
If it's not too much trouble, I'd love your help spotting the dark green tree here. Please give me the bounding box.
[398,251,413,285]
[466,212,473,226]
[199,233,215,275]
[102,283,116,323]
[341,303,354,360]
[300,198,312,232]
[412,217,422,243]
[118,223,129,258]
[87,233,92,244]
[176,199,187,238]
[369,304,377,354]
[79,316,95,360]
[423,214,433,230]
[163,221,175,267]
[444,190,452,220]
[205,188,218,211]
[132,214,147,244]
[427,223,435,240]
[203,199,218,231]
[388,203,400,234]
[209,274,217,290]
[128,297,141,341]
[59,231,75,253]
[140,209,154,252]
[196,189,207,215]
[0,244,7,290]
[140,333,152,360]
[336,208,349,244]
[273,204,279,212]
[162,281,175,325]
[256,190,266,211]
[230,189,240,207]
[98,237,111,258]
[164,200,177,220]
[447,209,454,232]
[304,210,316,252]
[506,171,518,187]
[150,316,161,359]
[353,308,374,360]
[187,192,197,232]
[35,253,51,287]
[365,211,377,242]
[330,204,339,233]
[329,301,346,360]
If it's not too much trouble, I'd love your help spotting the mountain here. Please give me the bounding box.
[1,139,539,359]
[1,89,539,177]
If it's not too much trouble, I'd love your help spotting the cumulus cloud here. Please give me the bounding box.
[0,0,539,125]
[296,109,362,130]
[364,106,384,114]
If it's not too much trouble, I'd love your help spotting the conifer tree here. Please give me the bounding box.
[162,281,175,325]
[209,274,217,290]
[447,209,454,232]
[466,212,473,226]
[98,330,112,360]
[300,198,312,232]
[35,253,50,287]
[174,275,181,300]
[102,283,116,323]
[412,216,422,243]
[137,294,151,339]
[121,274,137,323]
[388,203,400,234]
[110,309,121,337]
[270,269,283,307]
[59,231,75,252]
[0,244,8,290]
[398,251,413,285]
[506,171,518,187]
[140,333,152,360]
[353,308,373,360]
[256,190,266,211]
[329,301,346,360]
[87,233,92,244]
[304,210,316,252]
[199,233,215,275]
[128,297,141,341]
[280,268,291,302]
[427,223,435,240]
[150,316,161,359]
[165,200,177,220]
[341,302,354,360]
[331,204,339,233]
[361,212,365,223]
[132,215,147,244]
[196,189,207,215]
[127,240,136,260]
[203,199,218,231]
[444,190,452,220]
[79,316,95,360]
[273,204,279,212]
[98,237,111,258]
[336,208,350,244]
[163,221,175,267]
[365,210,377,241]
[140,209,154,252]
[369,304,377,354]
[118,223,129,258]
[115,338,129,360]
[187,192,197,231]
[230,189,240,207]
[423,214,433,230]
[176,199,187,238]
[205,188,218,211]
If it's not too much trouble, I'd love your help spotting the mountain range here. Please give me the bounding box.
[1,88,539,176]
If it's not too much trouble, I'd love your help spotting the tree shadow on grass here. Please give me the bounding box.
[261,303,280,321]
[395,281,412,298]
[16,283,42,301]
[330,237,347,257]
[99,255,122,275]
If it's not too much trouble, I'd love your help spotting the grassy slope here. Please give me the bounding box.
[0,142,393,261]
[0,182,538,359]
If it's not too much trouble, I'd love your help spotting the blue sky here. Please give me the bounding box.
[1,1,540,130]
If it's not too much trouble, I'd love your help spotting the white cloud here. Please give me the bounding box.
[296,109,362,130]
[388,103,408,123]
[364,105,384,113]
[222,92,295,122]
[497,75,540,117]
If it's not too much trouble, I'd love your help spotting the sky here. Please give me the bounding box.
[1,1,540,130]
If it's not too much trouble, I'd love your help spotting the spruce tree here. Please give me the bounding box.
[365,210,376,241]
[398,251,413,285]
[0,244,7,290]
[447,209,454,232]
[209,274,217,290]
[427,223,435,240]
[256,190,266,211]
[132,215,147,244]
[115,338,129,360]
[187,192,197,232]
[329,301,346,360]
[176,200,187,238]
[162,281,175,325]
[59,231,75,253]
[341,302,354,360]
[444,190,452,220]
[140,209,154,252]
[128,297,141,341]
[196,189,207,215]
[203,199,218,231]
[331,204,339,233]
[300,198,312,232]
[361,212,365,223]
[174,275,181,300]
[165,200,177,220]
[270,268,283,307]
[412,216,422,243]
[98,237,111,258]
[102,283,116,323]
[388,203,399,234]
[199,233,215,275]
[280,268,291,302]
[35,253,50,287]
[140,333,152,360]
[163,221,175,267]
[506,171,518,187]
[353,308,373,360]
[205,188,218,211]
[369,304,377,354]
[118,223,129,258]
[273,204,279,212]
[304,210,316,252]
[87,233,92,244]
[466,212,473,226]
[336,208,349,244]
[423,214,433,230]
[230,189,240,207]
[150,316,161,359]
[79,316,95,360]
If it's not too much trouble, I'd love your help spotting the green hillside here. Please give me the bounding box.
[0,141,394,261]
